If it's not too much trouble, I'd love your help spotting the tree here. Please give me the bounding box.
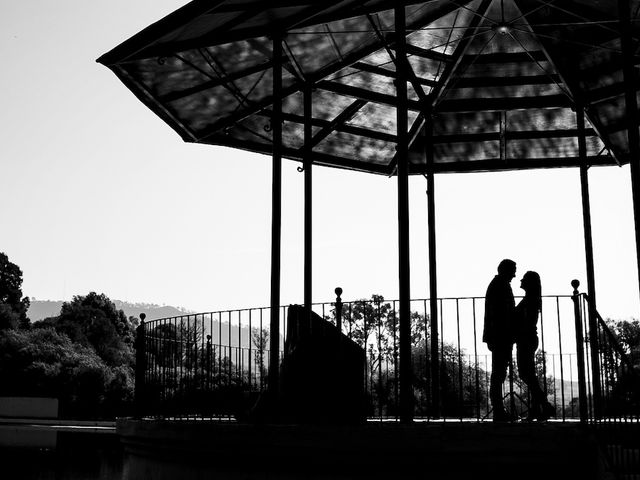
[0,327,133,418]
[602,318,640,416]
[606,318,640,364]
[0,252,30,329]
[328,294,488,418]
[52,292,138,367]
[251,327,270,387]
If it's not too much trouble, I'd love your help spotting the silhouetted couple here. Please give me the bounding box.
[483,259,555,422]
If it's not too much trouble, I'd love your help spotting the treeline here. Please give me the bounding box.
[0,252,138,419]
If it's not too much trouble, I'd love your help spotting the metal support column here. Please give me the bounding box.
[395,5,413,423]
[425,121,440,418]
[619,0,640,308]
[577,107,602,417]
[303,85,313,319]
[268,36,283,396]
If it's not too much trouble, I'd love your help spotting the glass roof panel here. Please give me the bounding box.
[100,0,631,173]
[434,141,500,162]
[315,131,395,165]
[507,137,578,159]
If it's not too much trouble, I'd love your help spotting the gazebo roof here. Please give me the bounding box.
[98,0,640,175]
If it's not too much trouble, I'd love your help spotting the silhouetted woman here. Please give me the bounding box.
[515,271,555,421]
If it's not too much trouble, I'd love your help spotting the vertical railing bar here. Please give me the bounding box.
[228,311,232,389]
[424,299,430,422]
[173,318,178,417]
[209,314,213,399]
[218,312,222,390]
[472,298,480,421]
[439,298,444,421]
[552,354,557,417]
[572,282,588,423]
[201,314,205,409]
[394,299,399,421]
[485,354,490,417]
[180,316,185,415]
[540,299,548,398]
[597,322,606,421]
[569,354,575,419]
[456,298,463,421]
[582,296,594,421]
[377,299,383,419]
[260,308,264,390]
[193,316,198,414]
[237,310,241,387]
[556,296,566,421]
[248,309,252,390]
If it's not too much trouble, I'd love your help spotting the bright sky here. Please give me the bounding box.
[2,1,639,320]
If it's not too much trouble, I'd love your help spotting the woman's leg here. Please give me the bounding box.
[516,341,547,416]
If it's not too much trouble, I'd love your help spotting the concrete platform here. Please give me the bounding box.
[118,419,602,480]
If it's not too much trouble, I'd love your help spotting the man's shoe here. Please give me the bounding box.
[524,406,540,422]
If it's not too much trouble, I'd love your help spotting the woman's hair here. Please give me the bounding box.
[523,271,542,310]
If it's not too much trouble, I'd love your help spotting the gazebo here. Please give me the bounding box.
[98,0,640,423]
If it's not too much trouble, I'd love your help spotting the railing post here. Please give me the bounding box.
[135,313,146,419]
[571,280,589,423]
[335,287,343,333]
[206,334,212,390]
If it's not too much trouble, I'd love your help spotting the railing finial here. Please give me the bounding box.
[571,279,580,295]
[335,287,343,333]
[139,312,146,324]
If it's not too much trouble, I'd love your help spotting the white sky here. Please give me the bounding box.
[1,1,639,320]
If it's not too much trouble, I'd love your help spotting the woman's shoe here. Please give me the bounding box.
[538,402,556,421]
[493,408,511,422]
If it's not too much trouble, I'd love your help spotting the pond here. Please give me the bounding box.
[1,431,123,480]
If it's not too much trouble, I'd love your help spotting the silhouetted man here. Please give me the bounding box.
[483,259,516,422]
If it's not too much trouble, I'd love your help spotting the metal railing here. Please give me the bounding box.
[135,306,288,418]
[133,285,615,422]
[571,286,640,424]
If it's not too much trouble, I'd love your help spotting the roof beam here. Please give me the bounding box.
[512,0,624,165]
[116,0,475,63]
[586,78,640,105]
[435,94,573,112]
[97,0,228,65]
[305,0,475,84]
[457,50,548,66]
[450,74,561,88]
[213,1,324,12]
[316,80,424,110]
[415,155,618,174]
[303,99,367,149]
[353,61,438,87]
[429,0,493,107]
[259,109,397,143]
[158,57,287,103]
[165,0,473,139]
[403,44,453,63]
[197,82,301,141]
[292,0,462,30]
[431,128,598,143]
[365,14,430,105]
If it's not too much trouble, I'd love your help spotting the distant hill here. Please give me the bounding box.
[28,299,281,350]
[27,299,193,323]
